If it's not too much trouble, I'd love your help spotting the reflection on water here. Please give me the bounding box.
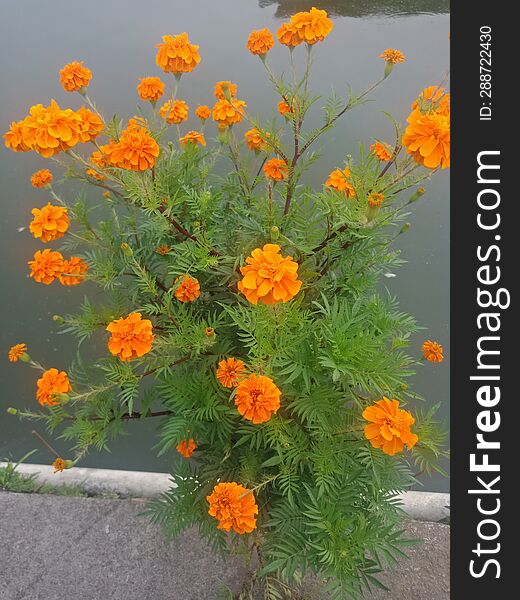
[0,0,449,491]
[259,0,449,18]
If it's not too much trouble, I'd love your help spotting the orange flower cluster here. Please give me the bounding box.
[30,169,53,188]
[238,244,302,305]
[263,158,288,181]
[4,100,100,157]
[156,33,201,75]
[30,203,70,242]
[28,249,64,284]
[325,167,356,198]
[244,128,270,152]
[137,77,165,101]
[235,373,281,424]
[212,99,246,128]
[36,368,71,406]
[159,99,189,125]
[175,274,200,302]
[363,397,418,456]
[195,105,211,121]
[380,48,406,64]
[403,106,450,169]
[179,130,206,147]
[422,340,443,363]
[52,458,66,473]
[246,28,275,56]
[176,438,197,458]
[59,257,89,286]
[277,7,334,47]
[106,312,154,361]
[59,61,92,92]
[216,357,247,388]
[368,192,385,208]
[207,482,258,534]
[8,343,28,363]
[370,141,393,162]
[107,120,160,171]
[277,100,294,117]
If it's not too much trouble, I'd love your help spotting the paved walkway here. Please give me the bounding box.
[0,492,449,600]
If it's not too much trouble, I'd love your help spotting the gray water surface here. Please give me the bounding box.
[0,0,449,491]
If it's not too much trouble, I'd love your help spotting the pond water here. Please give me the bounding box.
[0,0,449,491]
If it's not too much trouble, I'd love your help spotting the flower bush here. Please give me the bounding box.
[6,7,449,599]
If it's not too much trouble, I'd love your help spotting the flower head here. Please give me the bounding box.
[277,100,294,117]
[402,108,450,169]
[176,438,197,458]
[214,81,237,101]
[235,373,281,424]
[8,343,28,363]
[263,158,288,181]
[212,99,246,128]
[52,458,66,473]
[156,33,201,74]
[368,192,385,207]
[155,244,171,256]
[109,121,160,171]
[106,312,154,361]
[363,397,418,456]
[59,61,92,92]
[4,120,31,152]
[244,128,270,152]
[204,327,215,337]
[175,274,200,303]
[159,99,189,125]
[370,141,393,162]
[216,357,246,388]
[28,249,64,284]
[137,77,165,102]
[30,169,53,188]
[207,482,258,534]
[421,340,444,363]
[325,167,356,198]
[76,107,104,144]
[238,243,302,305]
[412,86,450,116]
[36,368,71,406]
[30,203,70,243]
[380,48,406,64]
[278,7,333,47]
[246,29,275,56]
[195,105,211,121]
[277,23,303,48]
[179,130,206,147]
[59,257,89,286]
[86,168,106,180]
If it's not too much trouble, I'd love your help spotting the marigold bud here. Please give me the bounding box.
[384,61,395,78]
[400,223,411,234]
[53,315,64,323]
[270,226,280,240]
[120,242,133,256]
[7,407,18,415]
[409,187,426,203]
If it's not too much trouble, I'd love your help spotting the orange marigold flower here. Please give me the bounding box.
[216,357,247,388]
[380,48,406,64]
[109,122,160,171]
[174,274,200,303]
[421,340,444,363]
[277,23,303,48]
[176,438,197,458]
[214,81,237,101]
[159,99,189,125]
[180,130,206,147]
[368,192,385,207]
[137,77,165,102]
[195,105,211,120]
[77,106,104,143]
[325,168,356,198]
[106,312,154,361]
[246,28,275,56]
[29,203,70,243]
[8,343,28,363]
[363,397,418,456]
[263,158,288,181]
[235,373,281,424]
[30,169,53,188]
[52,458,66,473]
[156,33,201,75]
[16,100,84,157]
[244,128,270,151]
[207,482,258,534]
[277,100,293,116]
[4,120,31,152]
[36,368,71,407]
[59,61,92,92]
[155,244,171,256]
[86,168,106,180]
[238,243,302,305]
[402,108,450,169]
[28,249,64,284]
[212,99,246,127]
[59,257,89,286]
[205,327,215,337]
[412,86,450,116]
[286,7,334,45]
[370,141,393,162]
[89,149,109,168]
